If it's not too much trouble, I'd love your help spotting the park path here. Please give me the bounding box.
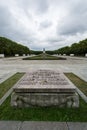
[0,121,87,130]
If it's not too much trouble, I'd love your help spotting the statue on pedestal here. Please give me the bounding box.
[43,48,45,53]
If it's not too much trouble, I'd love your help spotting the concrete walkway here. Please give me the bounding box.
[0,121,87,130]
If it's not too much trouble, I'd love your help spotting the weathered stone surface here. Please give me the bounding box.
[11,70,79,108]
[0,54,4,58]
[67,122,87,130]
[15,54,19,57]
[11,92,79,108]
[23,54,26,56]
[13,70,76,93]
[0,121,21,130]
[21,122,68,130]
[70,54,74,56]
[85,53,87,57]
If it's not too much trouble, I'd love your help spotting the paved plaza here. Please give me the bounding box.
[0,56,87,83]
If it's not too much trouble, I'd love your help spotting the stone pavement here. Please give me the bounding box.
[0,121,87,130]
[0,56,87,83]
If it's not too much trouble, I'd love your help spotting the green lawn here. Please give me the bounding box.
[0,73,24,99]
[0,96,87,121]
[65,73,87,96]
[0,72,87,121]
[23,53,66,60]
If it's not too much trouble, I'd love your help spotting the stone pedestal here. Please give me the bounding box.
[11,70,79,108]
[11,92,79,108]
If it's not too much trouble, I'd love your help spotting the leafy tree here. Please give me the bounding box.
[56,38,87,56]
[0,37,30,57]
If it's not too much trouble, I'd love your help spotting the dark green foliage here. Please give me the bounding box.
[45,39,87,56]
[0,37,30,57]
[56,39,87,56]
[1,36,87,57]
[57,46,71,55]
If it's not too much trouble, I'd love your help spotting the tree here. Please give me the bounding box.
[0,37,30,57]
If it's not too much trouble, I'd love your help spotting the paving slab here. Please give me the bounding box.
[21,121,68,130]
[0,121,22,130]
[67,122,87,130]
[0,121,87,130]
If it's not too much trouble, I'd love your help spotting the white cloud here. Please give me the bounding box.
[0,0,87,50]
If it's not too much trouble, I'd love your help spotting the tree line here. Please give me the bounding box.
[0,36,87,57]
[46,39,87,56]
[0,37,30,57]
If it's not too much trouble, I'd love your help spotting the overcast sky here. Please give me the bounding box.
[0,0,87,50]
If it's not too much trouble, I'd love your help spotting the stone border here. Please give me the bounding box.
[0,121,87,130]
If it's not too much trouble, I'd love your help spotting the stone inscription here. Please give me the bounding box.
[19,70,69,86]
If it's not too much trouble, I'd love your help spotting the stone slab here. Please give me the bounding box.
[15,54,19,57]
[13,70,76,93]
[67,122,87,130]
[0,121,87,130]
[21,121,68,130]
[0,121,21,130]
[0,54,4,58]
[85,53,87,57]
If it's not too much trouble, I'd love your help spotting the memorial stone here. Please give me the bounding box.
[15,54,19,57]
[0,54,4,58]
[70,54,74,56]
[11,70,79,108]
[23,54,26,56]
[85,53,87,57]
[63,54,66,56]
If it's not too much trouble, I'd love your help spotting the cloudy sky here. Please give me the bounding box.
[0,0,87,50]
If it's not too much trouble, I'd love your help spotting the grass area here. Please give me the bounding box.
[0,73,24,99]
[0,72,87,121]
[65,73,87,96]
[0,96,87,121]
[23,53,66,60]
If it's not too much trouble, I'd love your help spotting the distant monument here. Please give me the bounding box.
[43,48,45,53]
